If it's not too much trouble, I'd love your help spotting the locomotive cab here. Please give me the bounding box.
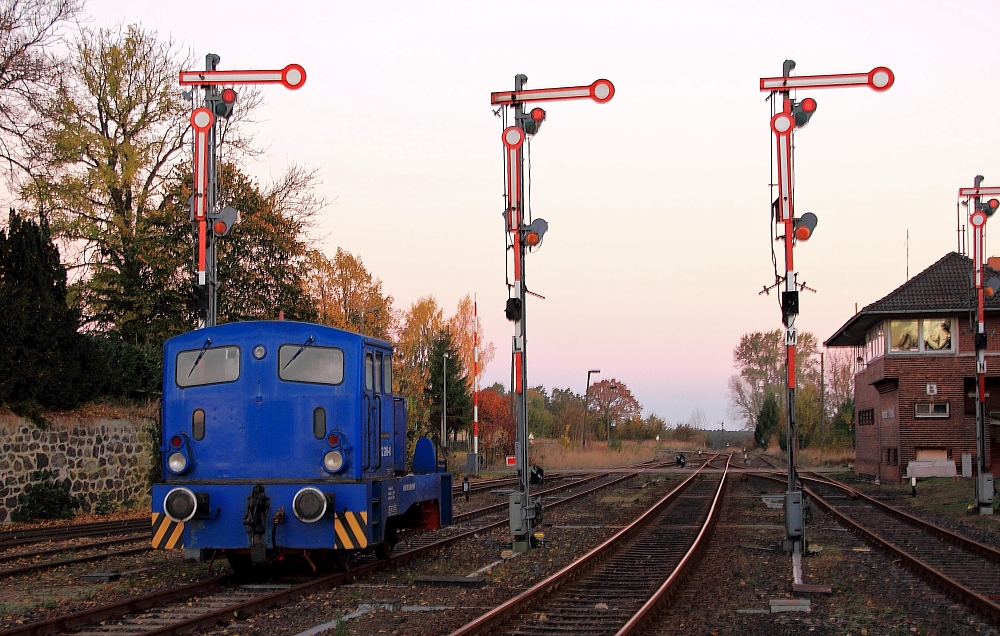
[151,321,452,570]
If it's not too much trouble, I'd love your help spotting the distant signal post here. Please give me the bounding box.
[179,57,306,327]
[760,60,893,580]
[490,75,614,552]
[958,177,1000,515]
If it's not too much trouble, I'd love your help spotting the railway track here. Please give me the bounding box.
[757,472,1000,623]
[0,465,656,636]
[447,456,729,636]
[0,518,149,551]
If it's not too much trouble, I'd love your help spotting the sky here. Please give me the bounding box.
[78,0,1000,428]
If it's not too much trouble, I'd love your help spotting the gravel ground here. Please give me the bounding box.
[5,471,1000,635]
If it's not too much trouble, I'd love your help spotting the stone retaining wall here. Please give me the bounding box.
[0,411,158,523]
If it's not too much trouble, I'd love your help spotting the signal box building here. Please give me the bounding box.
[825,252,1000,483]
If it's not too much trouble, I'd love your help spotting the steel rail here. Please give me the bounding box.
[0,518,149,550]
[800,473,1000,563]
[755,473,1000,624]
[0,544,151,578]
[446,462,717,636]
[615,456,730,635]
[1,468,644,636]
[0,534,149,565]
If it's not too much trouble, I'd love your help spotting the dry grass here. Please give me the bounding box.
[796,446,855,468]
[522,439,666,470]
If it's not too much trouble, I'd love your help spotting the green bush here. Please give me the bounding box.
[11,470,85,522]
[94,491,116,515]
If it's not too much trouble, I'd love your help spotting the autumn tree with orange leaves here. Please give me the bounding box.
[447,295,496,391]
[587,379,642,442]
[305,248,393,340]
[478,387,514,465]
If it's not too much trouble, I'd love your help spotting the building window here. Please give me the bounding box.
[885,448,899,465]
[914,402,949,418]
[858,408,875,426]
[881,407,895,419]
[889,318,953,353]
[863,323,885,363]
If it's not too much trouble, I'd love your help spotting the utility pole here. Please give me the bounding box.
[442,353,449,451]
[958,177,1000,515]
[179,58,306,327]
[760,60,893,583]
[490,76,614,552]
[583,369,600,448]
[820,352,825,453]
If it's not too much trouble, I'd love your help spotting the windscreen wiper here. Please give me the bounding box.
[283,335,314,370]
[188,338,213,377]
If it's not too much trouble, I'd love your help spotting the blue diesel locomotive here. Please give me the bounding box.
[150,320,452,571]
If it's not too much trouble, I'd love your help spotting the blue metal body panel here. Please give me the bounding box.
[154,320,451,553]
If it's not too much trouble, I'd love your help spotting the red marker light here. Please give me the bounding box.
[171,435,183,448]
[988,199,1000,216]
[214,221,227,235]
[222,88,237,104]
[800,97,817,113]
[525,232,540,246]
[530,107,545,122]
[327,433,339,446]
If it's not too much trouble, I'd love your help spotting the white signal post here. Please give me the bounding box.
[180,55,306,328]
[491,74,614,553]
[959,177,999,515]
[760,60,893,582]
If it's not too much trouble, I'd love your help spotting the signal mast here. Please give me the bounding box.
[179,55,306,327]
[759,60,893,581]
[490,75,614,552]
[958,176,1000,515]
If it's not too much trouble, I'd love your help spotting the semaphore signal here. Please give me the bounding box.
[180,55,306,328]
[760,59,893,585]
[491,73,614,553]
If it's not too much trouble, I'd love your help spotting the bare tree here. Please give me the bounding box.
[0,0,82,182]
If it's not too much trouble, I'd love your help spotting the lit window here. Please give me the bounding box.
[889,319,954,354]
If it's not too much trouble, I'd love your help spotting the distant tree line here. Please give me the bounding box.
[728,330,855,453]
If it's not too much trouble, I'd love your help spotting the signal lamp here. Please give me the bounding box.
[793,212,818,241]
[978,198,1000,217]
[505,297,522,321]
[327,433,340,446]
[213,88,237,118]
[523,107,546,135]
[987,276,1000,297]
[792,97,817,128]
[210,205,240,237]
[525,218,549,249]
[171,435,183,448]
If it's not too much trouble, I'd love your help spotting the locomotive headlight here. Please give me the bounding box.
[163,487,198,523]
[323,450,345,472]
[292,487,329,523]
[167,452,188,473]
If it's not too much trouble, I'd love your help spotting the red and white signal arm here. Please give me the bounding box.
[506,456,517,467]
[179,63,306,90]
[491,79,615,105]
[960,186,1000,198]
[760,67,893,92]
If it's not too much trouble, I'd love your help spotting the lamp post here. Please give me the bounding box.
[442,353,449,450]
[607,382,618,444]
[582,369,600,448]
[359,307,380,335]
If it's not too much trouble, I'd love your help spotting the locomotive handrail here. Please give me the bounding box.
[373,394,383,471]
[361,393,372,471]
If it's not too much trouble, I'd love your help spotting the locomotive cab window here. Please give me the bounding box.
[278,345,344,385]
[384,355,392,394]
[176,346,240,387]
[365,353,374,391]
[374,352,383,393]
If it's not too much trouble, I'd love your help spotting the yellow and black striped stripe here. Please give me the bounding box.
[151,513,184,549]
[334,511,368,549]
